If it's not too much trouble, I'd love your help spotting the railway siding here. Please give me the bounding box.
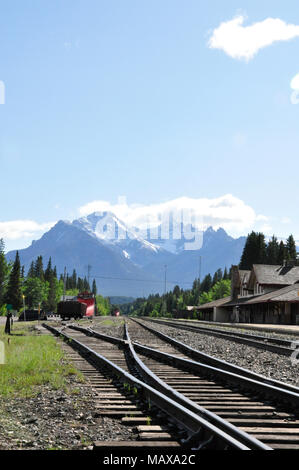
[139,318,299,387]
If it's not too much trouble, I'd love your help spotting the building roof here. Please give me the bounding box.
[198,285,299,310]
[199,296,231,310]
[239,270,251,284]
[251,264,299,287]
[245,284,299,304]
[224,295,258,307]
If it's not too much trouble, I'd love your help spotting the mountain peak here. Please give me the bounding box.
[5,215,246,296]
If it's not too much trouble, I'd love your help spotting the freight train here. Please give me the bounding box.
[57,291,95,320]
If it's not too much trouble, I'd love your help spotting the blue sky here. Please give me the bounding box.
[0,1,299,251]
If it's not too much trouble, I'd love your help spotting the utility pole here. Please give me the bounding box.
[22,295,26,322]
[199,256,202,283]
[87,264,92,290]
[164,265,167,295]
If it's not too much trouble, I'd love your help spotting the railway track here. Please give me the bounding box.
[143,318,299,356]
[43,322,272,450]
[124,319,299,449]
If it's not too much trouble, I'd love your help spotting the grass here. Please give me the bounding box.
[0,322,83,397]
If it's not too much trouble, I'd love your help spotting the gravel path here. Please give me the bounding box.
[143,320,299,388]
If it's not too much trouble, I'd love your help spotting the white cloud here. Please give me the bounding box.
[290,73,299,90]
[0,220,55,241]
[78,194,266,237]
[208,15,299,61]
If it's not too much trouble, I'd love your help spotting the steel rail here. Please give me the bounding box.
[132,341,299,408]
[131,318,299,395]
[148,318,297,348]
[42,323,253,450]
[123,323,271,450]
[144,318,296,356]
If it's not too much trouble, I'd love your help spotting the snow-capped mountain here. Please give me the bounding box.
[6,212,246,296]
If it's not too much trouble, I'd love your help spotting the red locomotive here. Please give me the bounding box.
[57,291,95,320]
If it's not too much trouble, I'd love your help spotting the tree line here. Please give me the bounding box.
[0,241,107,315]
[122,267,231,318]
[239,232,298,270]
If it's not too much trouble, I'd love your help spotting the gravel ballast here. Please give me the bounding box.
[143,320,299,388]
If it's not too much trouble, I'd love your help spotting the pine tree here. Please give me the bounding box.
[223,267,229,280]
[239,231,267,269]
[0,239,8,306]
[44,257,53,282]
[27,261,35,278]
[286,235,297,261]
[5,251,23,310]
[71,269,77,289]
[77,277,84,291]
[34,256,44,281]
[83,276,90,291]
[92,279,97,296]
[266,236,279,264]
[212,268,223,286]
[278,240,286,265]
[200,274,212,293]
[45,273,58,311]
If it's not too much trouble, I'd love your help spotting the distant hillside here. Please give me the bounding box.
[108,296,136,305]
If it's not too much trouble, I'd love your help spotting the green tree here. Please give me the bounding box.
[23,277,49,309]
[266,236,279,264]
[200,274,212,294]
[278,240,286,265]
[239,231,267,269]
[44,257,53,282]
[0,239,10,308]
[34,255,44,281]
[27,261,35,278]
[96,295,110,316]
[286,235,297,261]
[223,267,229,280]
[210,279,231,300]
[45,274,63,312]
[5,251,23,310]
[92,279,97,296]
[199,291,213,305]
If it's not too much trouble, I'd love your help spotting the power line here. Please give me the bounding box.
[74,272,193,286]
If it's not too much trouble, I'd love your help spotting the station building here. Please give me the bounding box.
[198,262,299,325]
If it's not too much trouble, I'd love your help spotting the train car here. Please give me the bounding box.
[111,308,120,317]
[57,292,95,320]
[57,300,86,320]
[77,291,95,318]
